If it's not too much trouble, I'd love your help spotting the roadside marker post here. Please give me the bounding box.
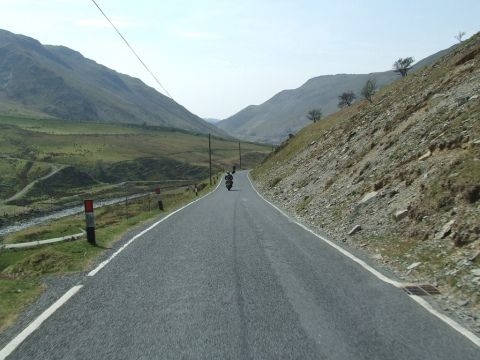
[155,187,164,211]
[84,200,96,245]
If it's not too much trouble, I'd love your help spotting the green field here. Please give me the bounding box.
[0,116,270,219]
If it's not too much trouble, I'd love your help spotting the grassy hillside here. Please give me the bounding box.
[253,33,480,326]
[0,116,270,221]
[0,29,225,136]
[219,45,455,144]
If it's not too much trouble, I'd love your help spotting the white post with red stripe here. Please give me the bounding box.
[155,187,164,210]
[84,199,96,245]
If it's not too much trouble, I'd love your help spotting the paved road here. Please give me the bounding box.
[4,172,480,359]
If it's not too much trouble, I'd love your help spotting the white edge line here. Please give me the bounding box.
[247,172,401,287]
[0,285,83,360]
[87,176,223,277]
[247,172,480,348]
[0,178,224,359]
[410,295,480,347]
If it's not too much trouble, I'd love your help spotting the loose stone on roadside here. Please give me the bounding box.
[394,209,408,221]
[407,262,422,270]
[418,150,432,161]
[359,191,378,205]
[471,268,480,277]
[435,219,455,240]
[469,251,480,262]
[348,225,362,235]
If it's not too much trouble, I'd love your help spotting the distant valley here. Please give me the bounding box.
[204,118,221,124]
[218,45,455,143]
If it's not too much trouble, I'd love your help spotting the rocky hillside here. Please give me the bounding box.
[0,29,225,136]
[219,46,454,144]
[252,34,480,332]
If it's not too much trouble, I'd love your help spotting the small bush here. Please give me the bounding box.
[297,177,310,188]
[324,178,334,189]
[296,196,312,212]
[269,177,282,188]
[463,185,480,203]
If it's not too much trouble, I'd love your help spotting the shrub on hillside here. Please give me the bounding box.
[338,91,356,108]
[393,57,415,77]
[361,79,376,103]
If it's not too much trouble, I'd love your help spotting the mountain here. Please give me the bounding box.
[218,45,456,143]
[204,117,221,124]
[0,29,225,136]
[252,33,480,314]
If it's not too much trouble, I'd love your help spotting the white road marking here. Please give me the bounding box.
[0,285,83,360]
[0,179,224,359]
[247,172,480,348]
[87,177,223,277]
[410,295,480,347]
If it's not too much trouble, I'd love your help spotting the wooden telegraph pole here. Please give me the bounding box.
[238,142,242,170]
[209,134,212,185]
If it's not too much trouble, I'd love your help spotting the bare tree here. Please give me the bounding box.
[361,78,377,103]
[338,91,356,108]
[393,57,415,77]
[306,109,322,123]
[454,31,466,43]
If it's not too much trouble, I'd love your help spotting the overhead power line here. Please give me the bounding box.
[89,0,173,99]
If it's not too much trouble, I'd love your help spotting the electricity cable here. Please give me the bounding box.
[90,0,173,99]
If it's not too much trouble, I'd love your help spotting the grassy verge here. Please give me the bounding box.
[368,233,480,304]
[0,175,220,332]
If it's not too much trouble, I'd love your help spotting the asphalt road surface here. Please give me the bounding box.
[4,171,480,359]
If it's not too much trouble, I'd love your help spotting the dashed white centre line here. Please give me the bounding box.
[0,177,224,359]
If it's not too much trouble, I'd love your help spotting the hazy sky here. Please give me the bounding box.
[0,0,478,119]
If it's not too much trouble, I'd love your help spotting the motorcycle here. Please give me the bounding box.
[225,173,233,191]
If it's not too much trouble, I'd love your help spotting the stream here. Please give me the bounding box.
[0,193,149,237]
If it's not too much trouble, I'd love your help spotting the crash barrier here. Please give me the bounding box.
[0,179,219,249]
[1,232,85,250]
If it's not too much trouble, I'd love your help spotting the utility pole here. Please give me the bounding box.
[124,183,128,218]
[208,134,212,185]
[238,142,242,170]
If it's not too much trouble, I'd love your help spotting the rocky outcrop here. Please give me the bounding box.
[253,33,480,333]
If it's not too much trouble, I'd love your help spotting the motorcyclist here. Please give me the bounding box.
[225,171,234,190]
